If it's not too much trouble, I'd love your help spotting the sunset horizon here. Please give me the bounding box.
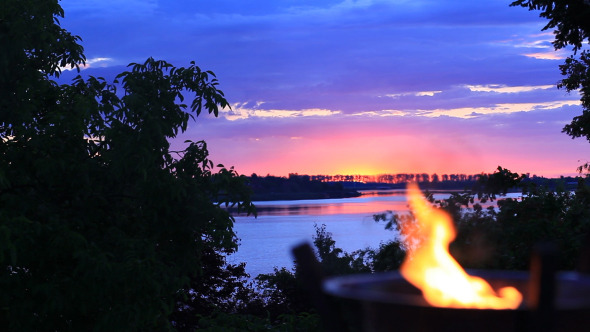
[221,166,582,180]
[58,0,589,180]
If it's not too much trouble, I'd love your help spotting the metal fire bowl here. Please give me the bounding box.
[323,270,590,332]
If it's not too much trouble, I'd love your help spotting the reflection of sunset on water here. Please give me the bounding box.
[242,190,522,217]
[243,190,409,216]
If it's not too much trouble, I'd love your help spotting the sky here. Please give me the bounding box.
[58,0,589,178]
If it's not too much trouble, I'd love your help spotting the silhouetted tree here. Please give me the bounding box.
[0,1,254,330]
[511,0,590,171]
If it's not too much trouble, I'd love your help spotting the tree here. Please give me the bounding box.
[510,1,590,170]
[0,1,254,330]
[472,166,527,202]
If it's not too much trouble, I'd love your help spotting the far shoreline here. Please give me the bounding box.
[250,190,362,202]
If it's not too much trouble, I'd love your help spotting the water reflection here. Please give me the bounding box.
[240,190,409,216]
[239,189,510,217]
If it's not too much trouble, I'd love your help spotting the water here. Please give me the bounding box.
[228,190,458,277]
[229,189,522,277]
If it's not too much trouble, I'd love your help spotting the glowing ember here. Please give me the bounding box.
[400,183,522,309]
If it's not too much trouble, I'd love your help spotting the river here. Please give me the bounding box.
[229,189,516,277]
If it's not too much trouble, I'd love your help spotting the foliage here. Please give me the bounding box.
[0,1,254,330]
[0,0,86,131]
[472,166,527,202]
[250,225,379,332]
[453,169,590,270]
[312,224,372,276]
[194,310,321,332]
[170,247,261,331]
[510,0,590,52]
[255,267,314,317]
[366,241,406,272]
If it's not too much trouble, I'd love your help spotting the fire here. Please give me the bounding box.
[400,183,522,309]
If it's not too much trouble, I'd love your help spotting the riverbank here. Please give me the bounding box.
[248,174,362,201]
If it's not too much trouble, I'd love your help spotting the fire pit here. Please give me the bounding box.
[323,269,590,332]
[294,184,590,331]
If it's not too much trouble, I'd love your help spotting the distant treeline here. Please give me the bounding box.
[247,172,588,200]
[247,173,361,201]
[310,173,505,184]
[313,173,483,190]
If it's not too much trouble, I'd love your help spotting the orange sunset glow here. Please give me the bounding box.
[198,127,587,178]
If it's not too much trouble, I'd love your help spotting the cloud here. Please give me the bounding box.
[385,90,443,98]
[495,30,568,60]
[522,51,567,60]
[465,84,555,93]
[421,100,580,118]
[60,57,114,72]
[220,97,580,122]
[350,109,410,117]
[510,32,554,49]
[223,103,341,120]
[498,30,553,48]
[84,57,114,68]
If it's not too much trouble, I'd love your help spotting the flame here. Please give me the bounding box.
[400,183,522,309]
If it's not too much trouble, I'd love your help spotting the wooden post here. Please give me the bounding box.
[292,242,348,332]
[528,242,558,332]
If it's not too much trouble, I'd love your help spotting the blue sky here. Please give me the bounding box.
[58,0,588,177]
